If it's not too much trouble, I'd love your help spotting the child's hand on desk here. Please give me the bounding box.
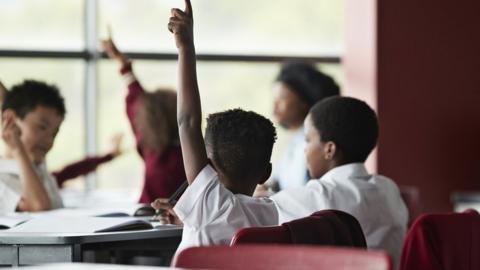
[168,0,194,50]
[151,198,183,225]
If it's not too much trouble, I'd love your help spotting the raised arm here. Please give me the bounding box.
[101,33,130,68]
[53,134,122,186]
[101,35,146,147]
[169,0,208,184]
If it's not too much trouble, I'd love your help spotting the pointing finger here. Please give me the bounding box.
[184,0,193,18]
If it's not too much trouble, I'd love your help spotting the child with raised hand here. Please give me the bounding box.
[152,0,278,254]
[0,80,65,213]
[271,96,407,268]
[101,31,186,203]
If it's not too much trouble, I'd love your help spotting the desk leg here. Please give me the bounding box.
[72,244,82,262]
[12,245,19,267]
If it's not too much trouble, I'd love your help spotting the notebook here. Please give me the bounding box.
[7,216,153,233]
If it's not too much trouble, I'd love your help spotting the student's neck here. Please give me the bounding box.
[218,175,256,196]
[288,123,303,131]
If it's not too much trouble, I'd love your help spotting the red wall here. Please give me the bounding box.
[346,1,480,212]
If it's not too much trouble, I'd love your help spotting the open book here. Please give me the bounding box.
[0,216,30,230]
[24,204,156,219]
[7,216,153,233]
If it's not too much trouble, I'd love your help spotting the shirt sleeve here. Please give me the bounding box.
[174,165,233,228]
[0,176,21,214]
[271,181,330,223]
[121,62,147,149]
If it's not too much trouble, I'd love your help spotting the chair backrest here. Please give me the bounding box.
[400,209,480,270]
[231,209,366,248]
[173,245,392,270]
[399,185,421,227]
[231,225,291,245]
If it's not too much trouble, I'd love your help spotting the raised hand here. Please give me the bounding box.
[101,29,129,66]
[109,133,123,158]
[1,110,23,152]
[168,0,194,50]
[172,0,208,184]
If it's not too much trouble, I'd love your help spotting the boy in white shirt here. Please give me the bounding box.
[151,0,278,255]
[0,80,65,214]
[271,97,408,268]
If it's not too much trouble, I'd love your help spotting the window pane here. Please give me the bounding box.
[97,60,342,191]
[0,0,83,50]
[99,0,344,56]
[0,58,85,187]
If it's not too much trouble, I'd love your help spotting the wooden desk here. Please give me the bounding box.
[0,226,182,267]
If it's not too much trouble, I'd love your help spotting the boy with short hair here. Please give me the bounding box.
[0,80,66,213]
[272,96,407,268]
[151,0,278,254]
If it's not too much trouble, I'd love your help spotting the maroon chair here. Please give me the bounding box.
[173,245,392,270]
[399,185,421,227]
[400,209,480,270]
[231,209,366,248]
[231,225,291,244]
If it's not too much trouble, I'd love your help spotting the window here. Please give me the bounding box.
[0,0,344,192]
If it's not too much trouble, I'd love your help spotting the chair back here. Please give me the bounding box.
[174,245,392,270]
[400,209,480,270]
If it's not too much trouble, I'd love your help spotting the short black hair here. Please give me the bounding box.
[205,109,277,181]
[310,96,378,163]
[2,80,66,118]
[276,61,340,107]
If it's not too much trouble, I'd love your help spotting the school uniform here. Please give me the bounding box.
[0,158,63,214]
[271,127,309,189]
[174,164,278,255]
[271,163,408,269]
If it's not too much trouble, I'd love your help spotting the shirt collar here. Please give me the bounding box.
[319,163,369,182]
[0,159,20,174]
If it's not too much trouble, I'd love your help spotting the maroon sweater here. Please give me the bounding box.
[53,63,186,203]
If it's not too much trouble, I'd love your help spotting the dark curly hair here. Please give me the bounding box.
[276,61,340,107]
[205,109,277,181]
[2,80,66,118]
[310,96,378,163]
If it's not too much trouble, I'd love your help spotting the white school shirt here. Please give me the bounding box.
[0,159,63,214]
[174,164,279,255]
[271,163,408,269]
[271,127,308,189]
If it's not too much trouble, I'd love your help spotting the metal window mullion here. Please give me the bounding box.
[84,0,98,191]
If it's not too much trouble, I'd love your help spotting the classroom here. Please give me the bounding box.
[1,0,479,269]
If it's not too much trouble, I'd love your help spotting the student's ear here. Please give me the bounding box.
[324,141,337,161]
[258,162,272,185]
